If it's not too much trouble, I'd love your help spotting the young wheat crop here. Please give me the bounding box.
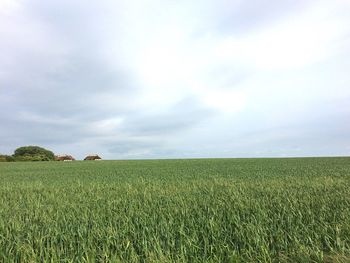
[0,158,349,262]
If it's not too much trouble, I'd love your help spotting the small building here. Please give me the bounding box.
[55,155,75,161]
[84,154,102,161]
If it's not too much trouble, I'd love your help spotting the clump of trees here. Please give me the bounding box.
[0,146,55,162]
[0,155,15,162]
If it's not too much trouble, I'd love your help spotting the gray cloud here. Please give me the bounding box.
[120,97,215,135]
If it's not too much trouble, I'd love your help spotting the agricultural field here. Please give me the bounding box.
[0,158,350,262]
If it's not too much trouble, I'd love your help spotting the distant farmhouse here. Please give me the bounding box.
[84,155,102,161]
[55,155,75,161]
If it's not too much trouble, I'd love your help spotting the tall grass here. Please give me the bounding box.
[0,158,350,262]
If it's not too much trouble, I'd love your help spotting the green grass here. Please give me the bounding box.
[0,157,350,262]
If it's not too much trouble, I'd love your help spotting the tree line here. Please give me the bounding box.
[0,146,55,162]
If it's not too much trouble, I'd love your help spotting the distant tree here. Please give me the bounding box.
[13,146,55,161]
[0,155,15,162]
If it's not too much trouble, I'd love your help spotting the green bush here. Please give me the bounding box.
[0,155,15,162]
[14,154,51,162]
[13,146,55,161]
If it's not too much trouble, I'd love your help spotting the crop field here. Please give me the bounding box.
[0,158,350,262]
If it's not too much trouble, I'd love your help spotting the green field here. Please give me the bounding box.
[0,158,350,262]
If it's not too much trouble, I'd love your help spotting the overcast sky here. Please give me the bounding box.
[0,0,349,159]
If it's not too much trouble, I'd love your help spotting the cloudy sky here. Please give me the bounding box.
[0,0,349,159]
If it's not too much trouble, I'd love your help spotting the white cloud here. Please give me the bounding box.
[87,118,124,135]
[0,0,349,158]
[0,0,20,14]
[101,0,350,117]
[214,1,350,70]
[200,89,247,113]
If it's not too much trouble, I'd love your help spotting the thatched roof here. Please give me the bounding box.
[84,155,101,160]
[55,155,75,161]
